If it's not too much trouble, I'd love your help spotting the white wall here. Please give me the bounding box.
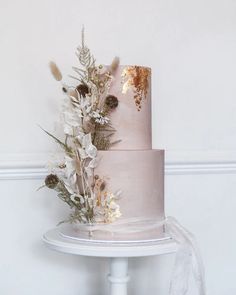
[0,0,236,294]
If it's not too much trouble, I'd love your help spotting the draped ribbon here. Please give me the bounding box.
[74,216,206,295]
[165,217,206,295]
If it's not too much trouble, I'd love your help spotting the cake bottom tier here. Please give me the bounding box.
[95,149,165,221]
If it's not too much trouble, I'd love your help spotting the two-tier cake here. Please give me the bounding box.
[44,31,165,241]
[95,65,165,222]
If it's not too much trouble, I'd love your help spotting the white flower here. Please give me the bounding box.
[78,148,87,159]
[63,124,73,136]
[91,110,110,125]
[94,191,122,223]
[106,194,122,221]
[86,144,97,158]
[106,201,122,223]
[80,198,85,205]
[78,133,97,159]
[114,190,123,199]
[62,156,79,192]
[84,157,100,176]
[61,97,83,135]
[64,179,77,194]
[109,201,119,210]
[91,110,100,119]
[46,153,65,176]
[76,132,85,144]
[71,194,85,204]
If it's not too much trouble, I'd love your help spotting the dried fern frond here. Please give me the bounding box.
[110,139,122,146]
[76,27,95,70]
[49,61,62,81]
[72,66,86,79]
[68,75,81,82]
[72,66,86,74]
[93,134,111,150]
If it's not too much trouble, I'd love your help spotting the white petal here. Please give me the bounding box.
[84,166,92,176]
[64,182,76,194]
[63,124,73,135]
[88,157,99,168]
[86,144,97,158]
[76,132,85,144]
[114,190,123,199]
[78,148,88,159]
[83,133,92,147]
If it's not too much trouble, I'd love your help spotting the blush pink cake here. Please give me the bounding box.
[46,56,165,239]
[95,65,165,222]
[45,33,166,241]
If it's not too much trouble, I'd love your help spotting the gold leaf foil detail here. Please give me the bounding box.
[122,66,151,111]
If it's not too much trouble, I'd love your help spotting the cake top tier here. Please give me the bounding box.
[107,65,152,150]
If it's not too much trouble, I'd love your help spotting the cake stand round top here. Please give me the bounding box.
[43,228,177,258]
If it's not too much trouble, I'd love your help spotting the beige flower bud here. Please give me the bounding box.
[49,61,62,81]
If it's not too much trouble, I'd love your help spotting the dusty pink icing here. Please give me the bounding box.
[96,150,164,220]
[96,65,164,222]
[106,65,152,150]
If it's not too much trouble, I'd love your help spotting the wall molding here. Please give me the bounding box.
[165,161,236,175]
[0,151,236,180]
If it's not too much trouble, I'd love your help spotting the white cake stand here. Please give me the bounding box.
[43,228,177,295]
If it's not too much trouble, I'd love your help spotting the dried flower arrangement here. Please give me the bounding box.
[42,28,122,225]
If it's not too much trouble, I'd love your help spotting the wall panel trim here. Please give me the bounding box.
[0,151,236,180]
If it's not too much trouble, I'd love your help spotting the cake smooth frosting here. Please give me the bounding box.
[95,149,164,220]
[105,65,152,150]
[97,65,165,222]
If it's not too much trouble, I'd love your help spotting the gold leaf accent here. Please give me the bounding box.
[122,66,151,111]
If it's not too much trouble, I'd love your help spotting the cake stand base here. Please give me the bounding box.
[108,258,129,295]
[43,228,177,295]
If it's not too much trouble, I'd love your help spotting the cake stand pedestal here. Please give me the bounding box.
[43,228,177,295]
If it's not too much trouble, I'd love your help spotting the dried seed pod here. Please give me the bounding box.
[62,87,67,93]
[58,163,66,169]
[105,95,119,109]
[74,196,80,202]
[100,181,106,191]
[76,84,89,97]
[45,174,59,189]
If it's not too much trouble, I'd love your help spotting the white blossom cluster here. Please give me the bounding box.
[48,90,121,224]
[91,110,110,125]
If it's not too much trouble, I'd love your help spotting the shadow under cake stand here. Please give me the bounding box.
[43,228,177,295]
